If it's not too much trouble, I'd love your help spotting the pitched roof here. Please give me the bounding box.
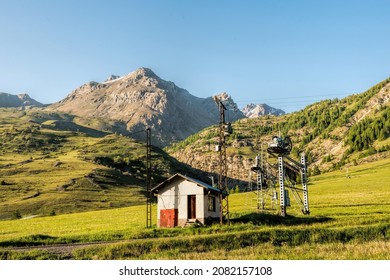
[152,173,226,195]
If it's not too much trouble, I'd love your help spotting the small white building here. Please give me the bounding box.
[152,173,226,227]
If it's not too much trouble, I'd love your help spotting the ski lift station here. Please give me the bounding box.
[148,94,310,228]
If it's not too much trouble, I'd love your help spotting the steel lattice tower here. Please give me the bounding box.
[217,100,229,225]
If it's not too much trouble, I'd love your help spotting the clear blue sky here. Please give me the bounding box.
[1,0,389,113]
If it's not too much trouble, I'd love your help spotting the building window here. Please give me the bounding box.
[208,196,216,212]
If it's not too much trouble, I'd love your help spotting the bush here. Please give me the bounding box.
[13,210,22,219]
[311,165,321,176]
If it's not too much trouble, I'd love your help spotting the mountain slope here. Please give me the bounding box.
[0,92,43,107]
[167,77,390,188]
[0,108,201,220]
[48,68,245,147]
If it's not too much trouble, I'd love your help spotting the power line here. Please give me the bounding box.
[234,92,356,112]
[234,92,355,104]
[237,100,326,106]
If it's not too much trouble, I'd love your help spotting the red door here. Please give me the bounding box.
[160,209,178,227]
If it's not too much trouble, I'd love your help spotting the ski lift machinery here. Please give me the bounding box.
[249,135,310,217]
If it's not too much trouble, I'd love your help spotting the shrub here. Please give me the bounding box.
[13,210,22,219]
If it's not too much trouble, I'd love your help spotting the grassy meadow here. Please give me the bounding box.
[0,130,146,219]
[0,108,190,220]
[0,157,389,260]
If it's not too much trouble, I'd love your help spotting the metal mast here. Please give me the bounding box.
[217,99,229,225]
[146,127,152,228]
[301,152,309,214]
[278,156,286,216]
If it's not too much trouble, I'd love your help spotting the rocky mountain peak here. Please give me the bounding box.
[134,67,156,77]
[105,75,120,82]
[0,92,43,107]
[48,68,245,147]
[242,103,285,118]
[214,92,230,102]
[17,93,30,100]
[213,92,240,112]
[128,67,159,81]
[102,68,160,85]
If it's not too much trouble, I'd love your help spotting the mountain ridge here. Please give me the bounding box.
[0,74,389,219]
[48,67,245,147]
[0,92,43,107]
[167,77,390,187]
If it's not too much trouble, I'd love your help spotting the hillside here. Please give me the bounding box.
[0,108,201,220]
[0,93,43,107]
[48,68,244,147]
[0,77,389,260]
[167,77,390,188]
[0,157,389,259]
[1,74,389,221]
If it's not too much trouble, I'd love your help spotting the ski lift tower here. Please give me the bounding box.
[250,155,264,211]
[214,95,235,225]
[249,148,278,212]
[267,135,309,217]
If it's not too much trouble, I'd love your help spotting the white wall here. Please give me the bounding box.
[157,178,204,222]
[156,177,222,225]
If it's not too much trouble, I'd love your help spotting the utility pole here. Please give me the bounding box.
[215,97,230,225]
[128,127,153,228]
[146,127,152,228]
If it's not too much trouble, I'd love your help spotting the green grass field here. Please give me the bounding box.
[0,157,389,260]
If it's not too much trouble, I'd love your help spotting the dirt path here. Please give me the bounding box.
[0,240,121,258]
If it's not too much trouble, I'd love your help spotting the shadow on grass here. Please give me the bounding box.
[231,212,333,226]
